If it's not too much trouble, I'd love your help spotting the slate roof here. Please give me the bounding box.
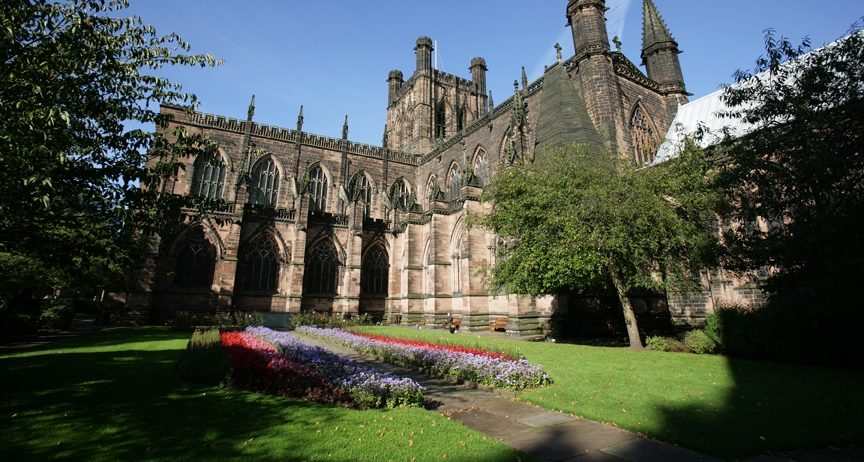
[534,63,604,151]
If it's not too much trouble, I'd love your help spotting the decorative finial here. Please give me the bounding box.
[296,105,304,131]
[342,115,349,140]
[613,35,622,52]
[521,66,528,89]
[382,124,388,148]
[554,43,563,63]
[488,91,494,110]
[513,80,519,92]
[247,94,256,121]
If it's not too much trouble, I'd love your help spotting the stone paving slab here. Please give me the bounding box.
[601,439,722,462]
[519,410,578,428]
[566,451,629,462]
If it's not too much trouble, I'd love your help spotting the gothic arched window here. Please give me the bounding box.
[361,245,389,297]
[435,100,447,139]
[456,104,466,132]
[173,228,216,289]
[192,152,226,200]
[249,158,280,207]
[309,166,328,214]
[390,179,411,211]
[350,172,372,219]
[473,149,490,187]
[426,175,439,207]
[240,235,280,292]
[630,106,658,166]
[303,239,340,296]
[447,164,463,200]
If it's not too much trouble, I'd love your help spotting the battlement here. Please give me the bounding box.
[160,104,420,166]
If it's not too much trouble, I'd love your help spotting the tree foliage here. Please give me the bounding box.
[0,0,219,311]
[708,26,864,363]
[480,144,719,348]
[714,27,864,305]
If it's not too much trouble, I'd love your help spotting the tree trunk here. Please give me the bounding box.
[610,272,644,350]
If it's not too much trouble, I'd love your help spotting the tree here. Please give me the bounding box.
[480,144,719,349]
[0,0,219,315]
[710,26,864,360]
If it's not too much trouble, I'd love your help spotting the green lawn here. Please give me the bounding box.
[356,326,864,459]
[0,327,523,462]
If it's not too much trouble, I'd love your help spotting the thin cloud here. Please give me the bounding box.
[530,0,634,80]
[606,0,634,44]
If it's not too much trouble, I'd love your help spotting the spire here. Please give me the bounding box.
[247,94,255,121]
[342,115,349,140]
[640,0,685,94]
[488,91,494,111]
[296,105,304,132]
[521,66,529,90]
[642,0,676,52]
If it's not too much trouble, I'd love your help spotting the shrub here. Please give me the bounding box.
[176,328,230,385]
[645,335,688,353]
[684,329,718,355]
[39,300,74,330]
[173,310,265,331]
[291,312,373,329]
[704,303,762,357]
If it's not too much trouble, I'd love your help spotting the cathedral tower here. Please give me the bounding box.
[385,37,488,154]
[566,0,623,153]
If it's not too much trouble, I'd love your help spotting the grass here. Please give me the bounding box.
[0,327,524,462]
[354,326,864,459]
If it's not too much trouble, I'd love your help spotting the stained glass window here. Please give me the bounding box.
[174,228,215,289]
[309,166,328,214]
[473,150,490,187]
[241,235,280,292]
[303,239,339,295]
[193,152,226,199]
[447,164,462,200]
[350,172,372,219]
[250,158,280,207]
[631,106,658,166]
[361,246,389,296]
[390,179,410,211]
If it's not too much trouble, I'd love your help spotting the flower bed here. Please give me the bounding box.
[245,327,424,408]
[352,332,515,361]
[220,331,352,406]
[297,326,553,391]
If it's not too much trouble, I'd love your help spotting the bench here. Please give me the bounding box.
[490,317,508,332]
[445,318,461,332]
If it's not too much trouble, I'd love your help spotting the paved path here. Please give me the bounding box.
[295,332,725,462]
[295,332,864,462]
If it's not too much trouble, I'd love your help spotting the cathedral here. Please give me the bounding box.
[130,0,732,333]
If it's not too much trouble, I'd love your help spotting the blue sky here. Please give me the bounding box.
[126,0,862,146]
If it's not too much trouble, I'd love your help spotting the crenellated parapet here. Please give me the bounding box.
[162,104,421,166]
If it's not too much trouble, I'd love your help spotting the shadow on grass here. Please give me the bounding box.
[0,328,525,462]
[1,348,318,461]
[654,355,864,459]
[0,326,186,354]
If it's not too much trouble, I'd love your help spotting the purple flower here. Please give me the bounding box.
[246,327,424,408]
[297,326,552,391]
